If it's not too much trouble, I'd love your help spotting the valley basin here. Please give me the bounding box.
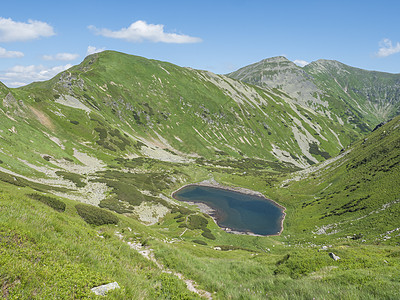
[172,182,285,236]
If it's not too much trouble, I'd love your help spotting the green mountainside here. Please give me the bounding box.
[304,59,400,125]
[273,115,400,244]
[228,56,400,132]
[2,51,362,175]
[1,51,400,299]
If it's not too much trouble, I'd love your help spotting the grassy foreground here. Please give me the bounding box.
[0,184,199,299]
[1,169,400,299]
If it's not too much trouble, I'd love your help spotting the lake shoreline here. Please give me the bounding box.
[171,179,286,237]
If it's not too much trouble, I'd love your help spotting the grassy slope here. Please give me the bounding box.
[1,53,400,299]
[0,183,199,299]
[1,117,400,299]
[15,51,356,164]
[304,60,400,126]
[270,115,400,245]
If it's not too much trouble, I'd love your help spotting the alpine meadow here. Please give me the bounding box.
[1,48,400,299]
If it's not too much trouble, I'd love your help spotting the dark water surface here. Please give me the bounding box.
[172,185,284,236]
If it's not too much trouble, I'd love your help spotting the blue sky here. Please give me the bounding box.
[0,0,399,87]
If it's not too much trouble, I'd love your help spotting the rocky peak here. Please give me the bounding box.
[228,56,323,108]
[260,56,291,64]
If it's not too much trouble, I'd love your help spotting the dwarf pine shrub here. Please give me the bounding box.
[75,204,119,226]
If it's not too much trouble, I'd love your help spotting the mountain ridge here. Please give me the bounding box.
[4,51,358,169]
[228,56,400,131]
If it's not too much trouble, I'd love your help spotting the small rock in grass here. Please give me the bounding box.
[319,245,328,251]
[91,282,120,296]
[329,252,340,261]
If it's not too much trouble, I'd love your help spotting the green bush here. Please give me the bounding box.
[75,204,119,226]
[193,240,208,245]
[0,171,26,187]
[174,214,184,219]
[188,215,208,230]
[309,143,331,159]
[27,193,66,212]
[99,197,133,214]
[55,171,86,188]
[201,231,216,240]
[170,206,191,215]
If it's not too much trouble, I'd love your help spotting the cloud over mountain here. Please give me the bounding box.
[376,38,400,57]
[88,20,202,44]
[0,64,72,87]
[87,46,106,56]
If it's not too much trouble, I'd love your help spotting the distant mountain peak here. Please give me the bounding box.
[261,56,291,63]
[228,56,400,127]
[227,55,321,108]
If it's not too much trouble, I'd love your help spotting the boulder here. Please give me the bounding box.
[329,252,340,261]
[91,282,120,296]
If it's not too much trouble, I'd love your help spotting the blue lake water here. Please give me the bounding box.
[172,185,284,236]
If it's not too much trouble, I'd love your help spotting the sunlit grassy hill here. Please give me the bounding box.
[1,51,400,299]
[11,51,359,167]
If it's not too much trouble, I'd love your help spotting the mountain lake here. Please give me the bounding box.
[172,185,285,236]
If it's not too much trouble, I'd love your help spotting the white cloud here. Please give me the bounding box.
[42,53,79,61]
[88,20,202,44]
[0,17,55,42]
[376,38,400,57]
[0,47,24,58]
[86,46,106,56]
[6,81,27,87]
[293,59,309,67]
[0,64,72,87]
